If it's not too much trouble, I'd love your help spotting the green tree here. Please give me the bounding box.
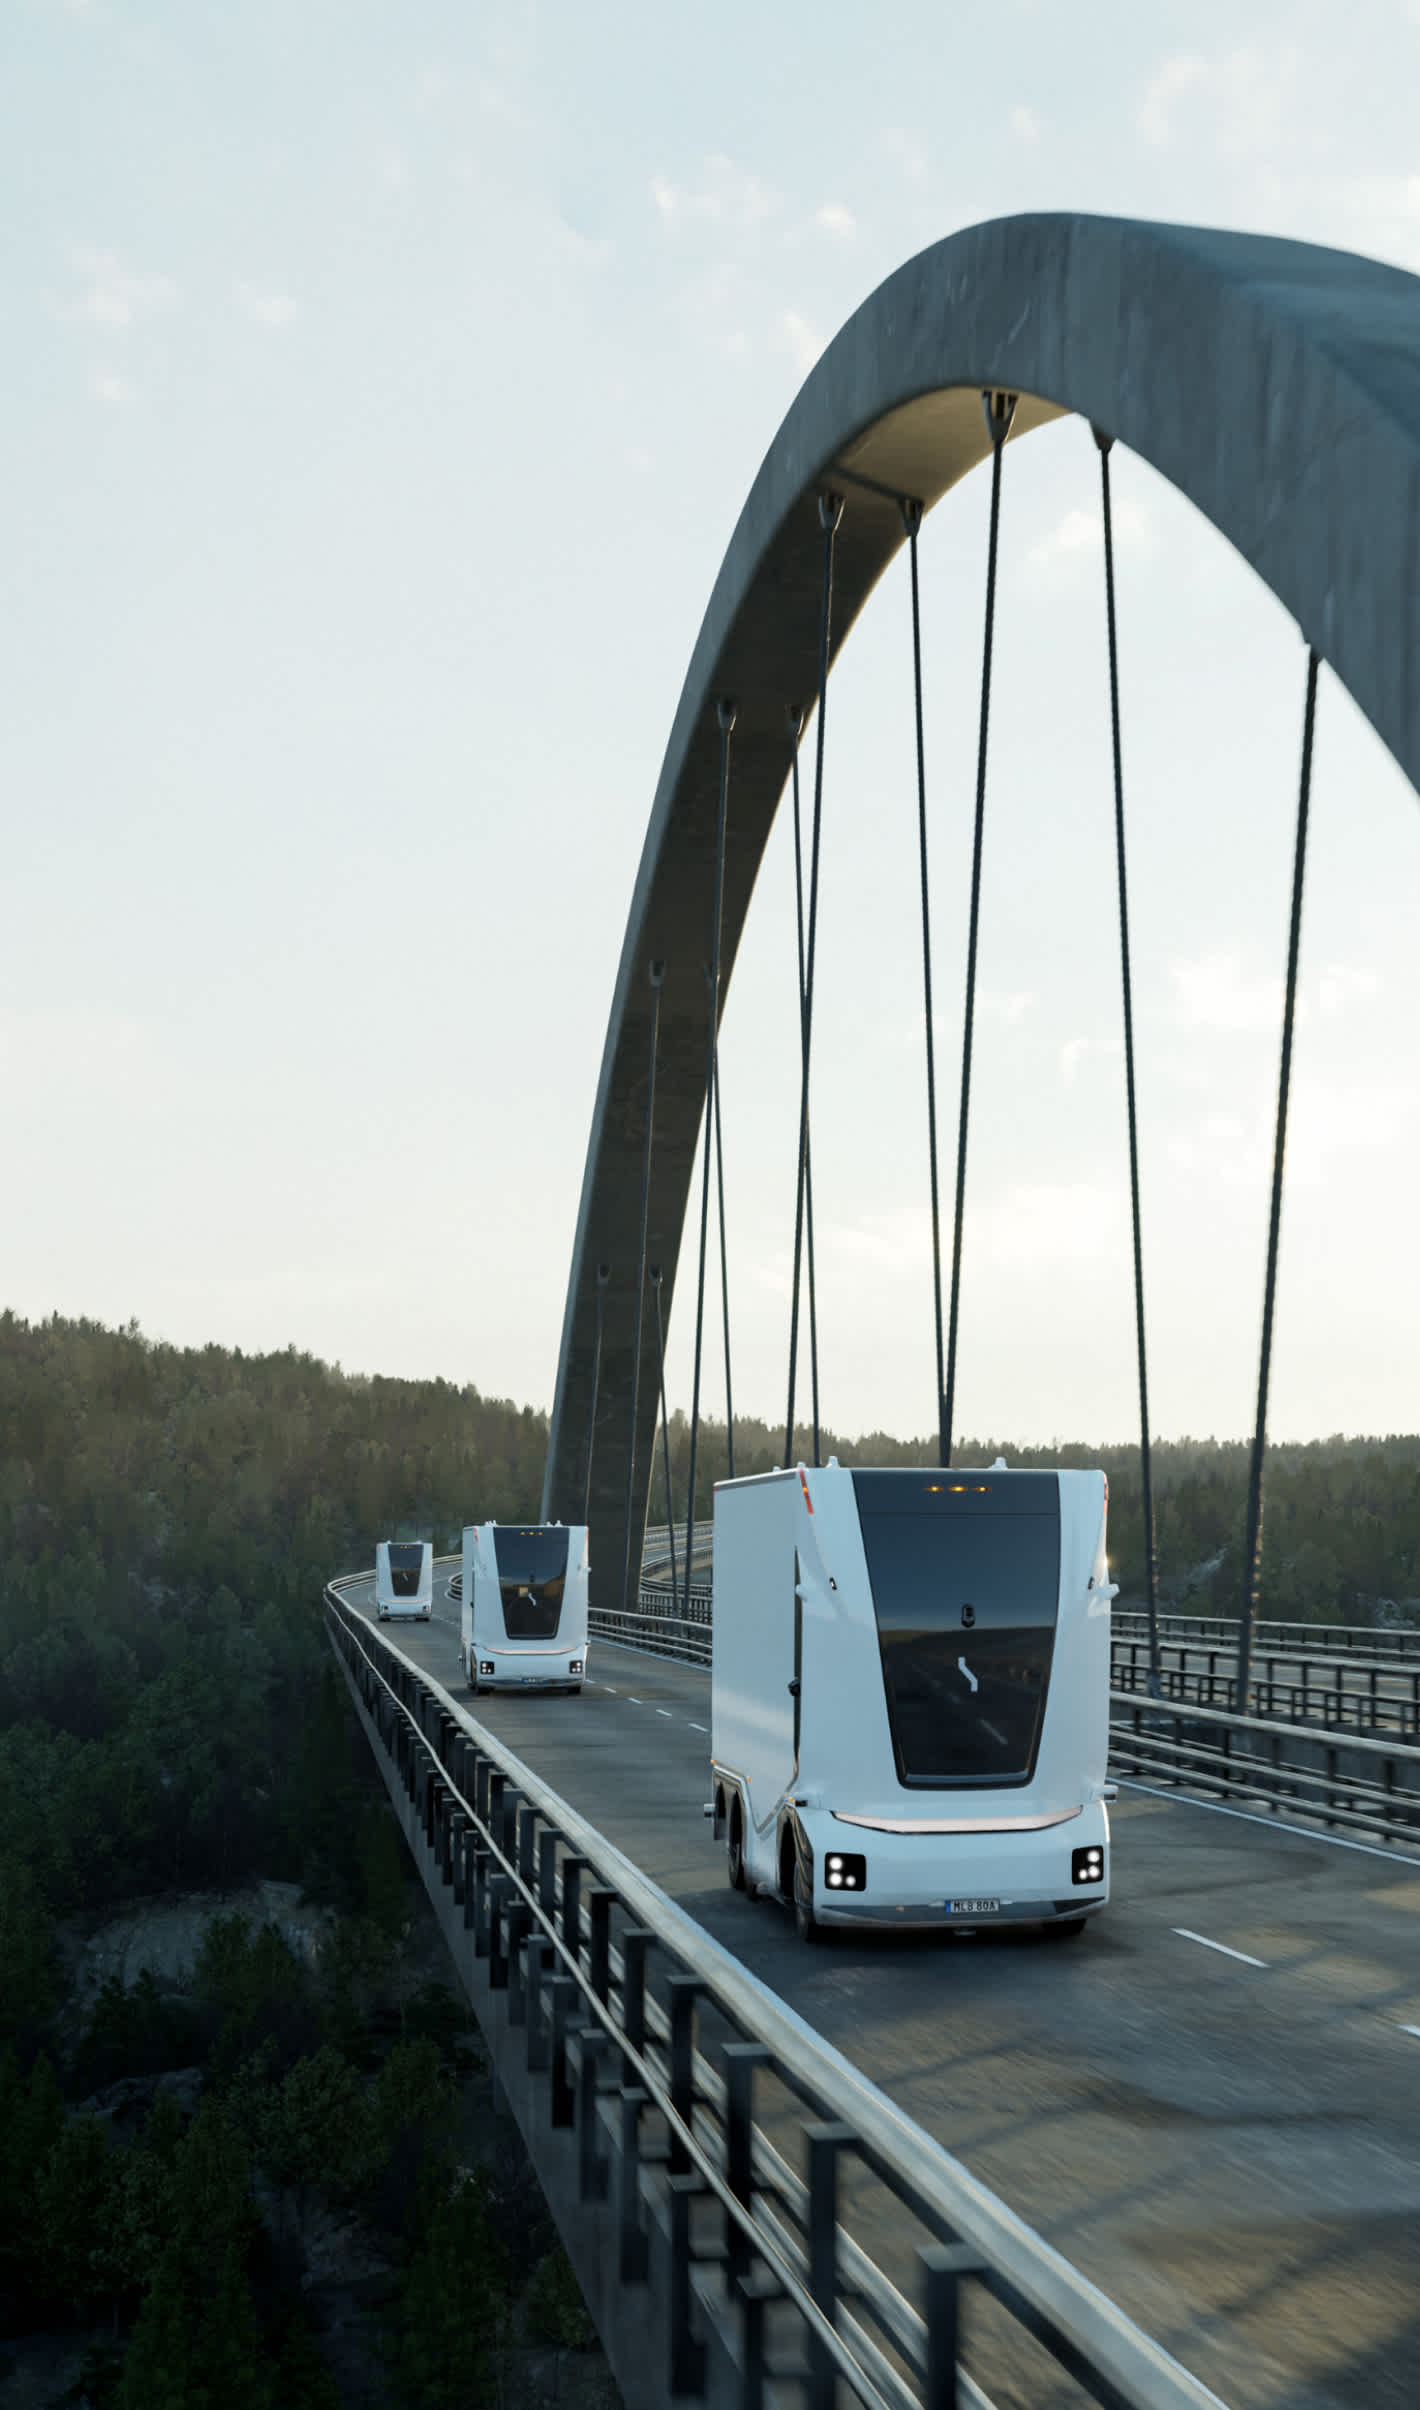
[393,2170,505,2410]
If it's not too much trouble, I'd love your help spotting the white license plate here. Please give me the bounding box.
[946,1898,1000,1916]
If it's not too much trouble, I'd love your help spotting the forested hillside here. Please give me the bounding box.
[0,1315,585,2409]
[3,1308,1418,2403]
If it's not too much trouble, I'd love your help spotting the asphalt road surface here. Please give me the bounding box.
[341,1577,1420,2410]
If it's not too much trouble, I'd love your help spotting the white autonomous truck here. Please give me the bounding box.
[374,1539,434,1622]
[709,1461,1116,1940]
[460,1522,590,1694]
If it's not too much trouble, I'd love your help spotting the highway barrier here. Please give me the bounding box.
[604,1586,1420,1857]
[325,1580,1230,2410]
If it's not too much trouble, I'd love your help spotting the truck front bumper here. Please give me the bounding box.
[797,1801,1110,1930]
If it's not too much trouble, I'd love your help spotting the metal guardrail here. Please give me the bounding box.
[1112,1606,1420,1659]
[605,1588,1420,1856]
[1112,1638,1420,1739]
[325,1582,1228,2410]
[1110,1695,1420,1851]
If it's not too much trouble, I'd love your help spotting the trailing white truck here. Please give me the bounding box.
[460,1522,590,1694]
[709,1460,1116,1940]
[375,1539,434,1621]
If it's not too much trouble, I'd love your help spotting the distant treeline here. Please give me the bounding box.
[647,1412,1420,1627]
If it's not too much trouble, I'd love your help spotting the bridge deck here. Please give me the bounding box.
[346,1571,1420,2410]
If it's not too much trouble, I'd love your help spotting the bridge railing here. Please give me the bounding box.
[606,1587,1420,1855]
[326,1582,1228,2410]
[1112,1637,1420,1739]
[1112,1606,1420,1659]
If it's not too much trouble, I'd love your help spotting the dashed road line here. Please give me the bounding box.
[656,1708,673,1718]
[627,1697,643,1705]
[1400,2024,1420,2040]
[1174,1927,1268,1968]
[689,1722,707,1733]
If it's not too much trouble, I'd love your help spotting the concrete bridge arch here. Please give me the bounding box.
[540,211,1420,1603]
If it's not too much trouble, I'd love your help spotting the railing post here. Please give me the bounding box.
[668,2172,707,2398]
[667,1978,702,2175]
[617,2089,650,2281]
[588,1887,615,2007]
[722,2042,769,2286]
[527,1939,554,2074]
[920,2241,982,2408]
[562,1854,589,1962]
[577,2030,609,2201]
[550,1979,577,2127]
[506,1904,532,2026]
[805,2122,854,2410]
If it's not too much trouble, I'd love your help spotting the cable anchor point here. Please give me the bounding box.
[818,489,844,533]
[1091,423,1115,457]
[899,495,924,539]
[981,389,1018,447]
[716,696,737,735]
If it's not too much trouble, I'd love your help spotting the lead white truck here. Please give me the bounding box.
[460,1521,590,1694]
[709,1460,1117,1941]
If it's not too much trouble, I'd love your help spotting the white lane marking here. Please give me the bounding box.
[627,1697,644,1705]
[1400,2024,1420,2041]
[689,1722,707,1733]
[1115,1777,1420,1870]
[656,1708,673,1718]
[1174,1927,1268,1968]
[603,1686,618,1693]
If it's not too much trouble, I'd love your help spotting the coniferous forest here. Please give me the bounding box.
[2,1308,1418,2404]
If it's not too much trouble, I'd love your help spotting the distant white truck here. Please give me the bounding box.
[709,1460,1116,1941]
[460,1522,590,1695]
[375,1539,434,1622]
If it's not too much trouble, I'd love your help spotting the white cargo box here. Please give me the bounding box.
[710,1461,1115,1938]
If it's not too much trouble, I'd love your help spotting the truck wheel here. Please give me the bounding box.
[727,1804,747,1892]
[793,1856,821,1944]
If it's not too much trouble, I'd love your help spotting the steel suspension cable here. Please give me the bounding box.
[943,394,1015,1467]
[785,494,843,1468]
[713,1061,734,1481]
[683,700,735,1618]
[1237,646,1320,1712]
[580,1260,611,1526]
[650,1265,679,1605]
[786,705,822,1460]
[1095,427,1162,1695]
[901,496,947,1463]
[621,959,665,1612]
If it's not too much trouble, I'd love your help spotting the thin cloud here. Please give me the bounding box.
[815,202,856,240]
[1009,105,1040,144]
[1316,963,1381,1017]
[782,309,823,376]
[93,371,132,406]
[651,154,780,233]
[1170,953,1282,1035]
[237,284,299,327]
[1136,54,1208,147]
[1027,499,1151,572]
[64,246,177,331]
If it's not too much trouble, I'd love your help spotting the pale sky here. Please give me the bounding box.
[5,0,1420,1445]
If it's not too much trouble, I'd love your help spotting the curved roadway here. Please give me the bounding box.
[343,1576,1420,2410]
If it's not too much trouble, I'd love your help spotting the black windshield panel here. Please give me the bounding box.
[492,1528,569,1639]
[852,1473,1060,1787]
[387,1544,426,1599]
